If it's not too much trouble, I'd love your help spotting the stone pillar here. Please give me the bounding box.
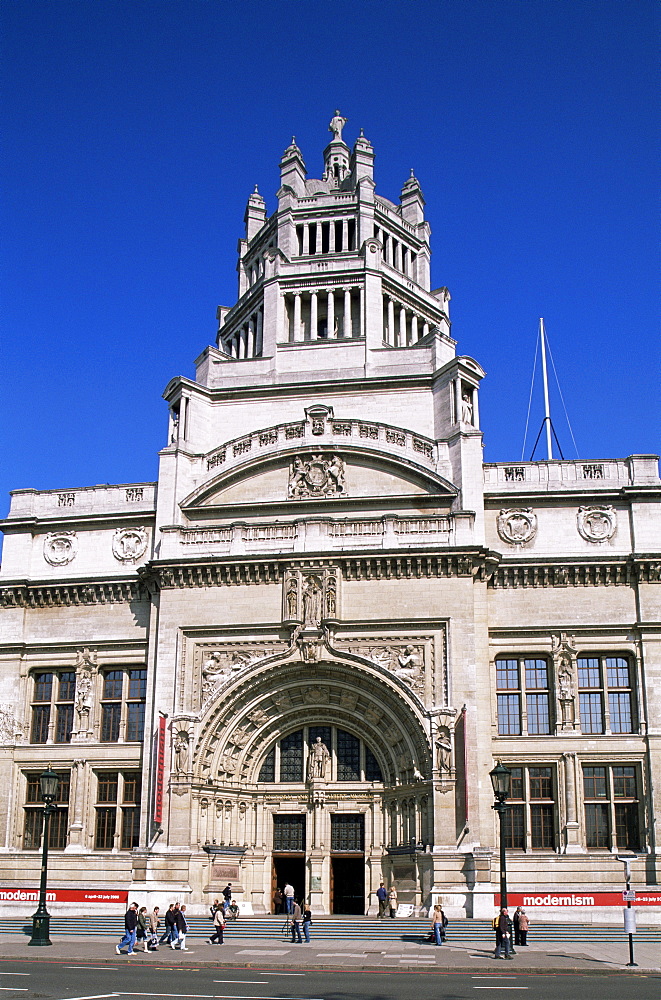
[411,314,418,344]
[388,298,395,346]
[293,293,301,343]
[343,288,351,338]
[327,289,335,338]
[342,220,348,252]
[562,752,584,853]
[454,378,462,426]
[256,308,263,356]
[359,286,365,339]
[247,318,255,357]
[472,387,480,429]
[64,759,87,852]
[399,306,406,347]
[303,225,310,255]
[310,291,318,341]
[423,320,429,339]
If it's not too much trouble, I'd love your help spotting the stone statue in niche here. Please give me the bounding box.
[308,736,330,780]
[325,577,337,618]
[303,575,323,624]
[174,731,190,774]
[286,578,299,619]
[75,671,94,716]
[461,392,473,424]
[435,728,452,772]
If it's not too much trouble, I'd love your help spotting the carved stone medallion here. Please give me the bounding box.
[112,526,148,563]
[497,508,537,545]
[43,531,78,566]
[288,453,346,499]
[577,505,616,543]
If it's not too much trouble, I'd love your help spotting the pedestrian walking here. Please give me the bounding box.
[302,904,312,943]
[430,904,445,945]
[116,901,139,956]
[208,904,226,944]
[290,900,303,943]
[160,904,176,945]
[388,885,398,918]
[148,906,160,951]
[518,909,529,945]
[283,882,295,915]
[174,904,189,950]
[494,907,514,959]
[136,906,149,952]
[376,882,388,919]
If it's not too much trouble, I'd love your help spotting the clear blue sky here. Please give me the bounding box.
[1,0,659,524]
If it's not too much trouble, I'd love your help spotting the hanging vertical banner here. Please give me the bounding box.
[153,713,167,825]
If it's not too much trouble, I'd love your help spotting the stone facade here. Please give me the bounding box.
[1,115,660,920]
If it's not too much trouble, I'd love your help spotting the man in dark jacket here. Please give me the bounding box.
[494,907,514,959]
[376,883,388,919]
[160,903,177,945]
[116,902,139,955]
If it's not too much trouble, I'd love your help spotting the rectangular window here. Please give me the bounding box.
[337,730,360,781]
[502,765,556,850]
[95,771,140,851]
[331,813,364,852]
[23,771,70,850]
[30,705,50,744]
[95,808,116,850]
[583,764,641,850]
[496,657,551,735]
[101,703,121,743]
[101,667,147,743]
[59,672,76,701]
[103,671,123,699]
[273,814,306,852]
[126,702,145,742]
[578,654,635,734]
[55,704,74,743]
[34,674,53,702]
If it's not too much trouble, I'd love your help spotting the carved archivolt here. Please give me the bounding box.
[43,531,78,566]
[577,505,616,543]
[497,508,537,545]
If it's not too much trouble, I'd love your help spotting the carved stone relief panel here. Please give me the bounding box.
[288,453,346,499]
[282,565,341,623]
[552,632,578,731]
[195,641,286,711]
[43,531,78,566]
[335,635,438,702]
[0,705,25,744]
[112,526,149,563]
[497,508,537,545]
[577,505,616,543]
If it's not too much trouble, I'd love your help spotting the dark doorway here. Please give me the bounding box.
[272,855,305,912]
[331,856,365,914]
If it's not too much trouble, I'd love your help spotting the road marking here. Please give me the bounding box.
[0,973,30,976]
[260,973,305,976]
[473,988,529,990]
[0,990,28,993]
[473,978,519,980]
[213,982,269,986]
[66,967,117,971]
[53,995,118,1000]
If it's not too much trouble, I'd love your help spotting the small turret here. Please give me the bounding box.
[279,137,307,197]
[323,110,350,188]
[244,185,266,241]
[351,128,375,188]
[400,169,425,226]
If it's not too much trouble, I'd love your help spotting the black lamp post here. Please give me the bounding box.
[490,760,512,910]
[28,766,60,946]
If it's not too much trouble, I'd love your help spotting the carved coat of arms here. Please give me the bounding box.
[288,453,346,499]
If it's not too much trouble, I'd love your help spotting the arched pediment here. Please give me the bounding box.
[182,446,456,514]
[191,646,432,789]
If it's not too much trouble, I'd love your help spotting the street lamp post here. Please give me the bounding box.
[490,761,512,911]
[28,766,60,947]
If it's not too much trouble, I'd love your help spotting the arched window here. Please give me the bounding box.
[258,726,383,783]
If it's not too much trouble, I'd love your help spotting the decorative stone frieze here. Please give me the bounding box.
[489,560,630,589]
[497,508,537,546]
[112,526,149,563]
[43,530,78,565]
[577,505,616,543]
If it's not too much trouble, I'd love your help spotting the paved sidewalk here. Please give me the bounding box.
[1,933,658,973]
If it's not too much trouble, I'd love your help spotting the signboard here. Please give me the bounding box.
[211,865,240,881]
[507,890,661,908]
[237,901,254,916]
[622,890,636,902]
[395,903,415,918]
[153,713,167,825]
[310,876,322,891]
[623,908,637,933]
[0,888,128,904]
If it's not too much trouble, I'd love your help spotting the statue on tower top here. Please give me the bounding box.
[329,110,347,142]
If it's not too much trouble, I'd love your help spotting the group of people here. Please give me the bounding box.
[375,882,399,918]
[273,882,297,914]
[493,906,530,959]
[116,901,190,955]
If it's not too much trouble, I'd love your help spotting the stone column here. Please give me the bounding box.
[293,293,301,343]
[423,320,429,339]
[342,220,348,252]
[454,378,462,426]
[343,288,352,338]
[327,289,335,338]
[359,286,365,339]
[310,291,318,341]
[256,308,263,356]
[562,752,584,853]
[399,306,406,347]
[64,759,87,852]
[247,318,255,357]
[303,225,310,255]
[411,314,418,344]
[471,387,480,429]
[388,298,395,346]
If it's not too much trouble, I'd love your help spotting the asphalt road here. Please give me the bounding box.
[0,962,659,1000]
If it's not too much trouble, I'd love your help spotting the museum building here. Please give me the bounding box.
[0,114,660,919]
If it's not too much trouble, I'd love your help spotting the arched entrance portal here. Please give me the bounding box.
[189,650,433,914]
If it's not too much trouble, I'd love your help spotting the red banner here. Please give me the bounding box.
[508,890,661,908]
[153,713,166,825]
[0,888,128,904]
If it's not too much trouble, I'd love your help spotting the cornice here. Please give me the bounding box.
[0,578,148,609]
[488,554,661,589]
[0,511,156,534]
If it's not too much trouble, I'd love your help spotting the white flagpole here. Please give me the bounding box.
[539,317,553,460]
